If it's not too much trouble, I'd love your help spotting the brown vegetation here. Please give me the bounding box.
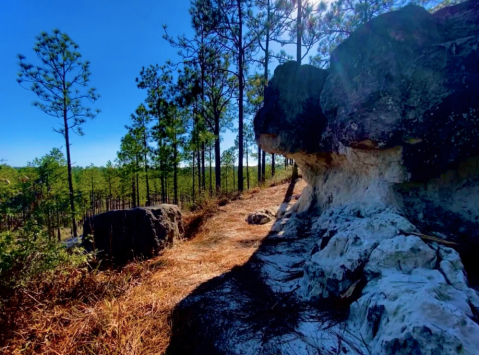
[0,179,306,354]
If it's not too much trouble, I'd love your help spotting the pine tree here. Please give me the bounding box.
[202,52,235,193]
[17,29,100,238]
[136,65,171,202]
[126,104,152,206]
[195,0,262,191]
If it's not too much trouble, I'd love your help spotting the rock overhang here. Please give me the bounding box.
[255,2,479,182]
[254,61,329,155]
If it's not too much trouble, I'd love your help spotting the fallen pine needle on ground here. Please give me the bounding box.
[0,180,306,355]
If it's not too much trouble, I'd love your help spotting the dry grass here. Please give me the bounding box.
[0,180,306,355]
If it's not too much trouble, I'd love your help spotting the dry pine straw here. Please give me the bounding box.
[2,180,306,355]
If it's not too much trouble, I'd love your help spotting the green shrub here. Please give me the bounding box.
[0,220,89,291]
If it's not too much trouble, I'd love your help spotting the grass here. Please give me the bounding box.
[0,176,306,354]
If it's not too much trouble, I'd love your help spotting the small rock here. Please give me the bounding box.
[246,207,277,225]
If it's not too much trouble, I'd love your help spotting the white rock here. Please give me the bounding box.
[365,235,437,276]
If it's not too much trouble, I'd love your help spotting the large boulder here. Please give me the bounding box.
[255,2,479,245]
[254,61,329,155]
[83,205,184,263]
[256,3,479,180]
[321,4,479,181]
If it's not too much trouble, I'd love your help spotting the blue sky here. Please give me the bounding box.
[0,0,243,167]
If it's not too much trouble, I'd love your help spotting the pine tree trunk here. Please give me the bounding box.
[173,141,178,205]
[246,148,250,189]
[132,175,136,208]
[192,151,196,202]
[108,177,112,211]
[215,116,221,194]
[136,173,140,207]
[63,104,77,238]
[233,162,236,190]
[272,153,275,177]
[297,0,302,65]
[201,142,206,192]
[144,147,150,206]
[258,145,262,185]
[237,0,244,192]
[261,150,266,182]
[160,148,166,203]
[135,154,140,207]
[209,145,213,196]
[56,201,61,242]
[200,34,206,194]
[293,0,301,185]
[90,175,94,215]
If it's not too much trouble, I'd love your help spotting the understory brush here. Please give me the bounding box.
[0,176,296,353]
[0,221,88,291]
[0,225,149,352]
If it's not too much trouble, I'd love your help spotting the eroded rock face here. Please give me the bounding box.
[253,1,479,354]
[300,205,479,354]
[83,205,184,263]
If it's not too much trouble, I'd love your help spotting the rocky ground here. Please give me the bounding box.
[168,183,479,355]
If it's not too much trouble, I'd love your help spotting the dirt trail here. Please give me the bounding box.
[7,180,305,355]
[139,179,306,353]
[162,180,306,290]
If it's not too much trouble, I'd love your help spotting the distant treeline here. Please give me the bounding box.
[0,150,294,238]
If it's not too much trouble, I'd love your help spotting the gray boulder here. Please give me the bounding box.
[246,207,278,225]
[255,2,479,246]
[322,3,479,181]
[256,3,479,181]
[83,205,184,263]
[254,61,329,155]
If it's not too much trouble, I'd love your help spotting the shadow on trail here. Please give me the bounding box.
[166,179,348,355]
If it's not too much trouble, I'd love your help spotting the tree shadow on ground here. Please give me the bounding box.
[165,179,350,355]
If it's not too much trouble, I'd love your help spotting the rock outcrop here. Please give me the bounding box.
[251,1,479,354]
[83,205,184,263]
[254,61,329,154]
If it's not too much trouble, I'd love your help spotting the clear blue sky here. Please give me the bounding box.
[0,0,242,167]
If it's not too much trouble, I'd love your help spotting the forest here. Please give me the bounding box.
[0,0,455,318]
